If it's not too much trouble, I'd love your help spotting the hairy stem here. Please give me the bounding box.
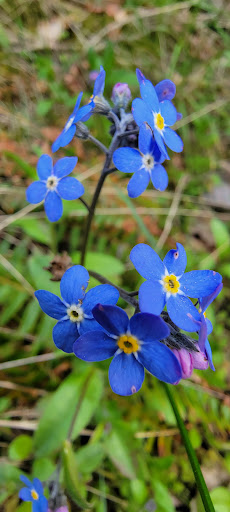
[163,383,215,512]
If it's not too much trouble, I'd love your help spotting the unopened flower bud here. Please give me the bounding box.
[75,121,89,139]
[191,348,209,370]
[111,83,131,109]
[92,96,111,116]
[172,348,193,380]
[48,508,68,512]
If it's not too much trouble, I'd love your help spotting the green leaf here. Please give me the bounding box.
[210,486,230,512]
[75,442,105,474]
[63,440,91,509]
[211,218,230,249]
[14,219,51,245]
[34,369,103,456]
[32,457,56,480]
[3,151,36,178]
[151,480,175,512]
[28,249,60,294]
[72,251,124,281]
[9,435,33,461]
[105,429,136,479]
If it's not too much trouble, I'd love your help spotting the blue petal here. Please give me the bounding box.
[20,475,33,488]
[53,157,78,178]
[138,124,154,155]
[155,80,176,102]
[163,127,183,153]
[180,270,223,298]
[37,154,52,180]
[60,265,89,304]
[163,243,187,276]
[177,112,183,121]
[205,339,215,371]
[92,304,129,336]
[75,103,93,123]
[26,182,46,204]
[206,318,213,335]
[127,169,150,198]
[44,191,63,222]
[129,312,169,342]
[74,330,116,361]
[198,315,207,351]
[52,124,76,153]
[38,496,48,512]
[153,128,169,158]
[130,243,165,280]
[113,148,142,173]
[79,317,105,335]
[151,164,168,191]
[83,284,119,316]
[167,294,201,332]
[138,340,182,384]
[139,280,166,316]
[160,100,177,126]
[57,177,84,200]
[139,79,160,112]
[109,352,144,396]
[152,140,166,164]
[33,478,43,495]
[199,282,223,312]
[93,65,106,96]
[132,98,154,130]
[35,290,67,319]
[53,319,79,353]
[136,68,146,85]
[19,488,32,501]
[73,92,83,115]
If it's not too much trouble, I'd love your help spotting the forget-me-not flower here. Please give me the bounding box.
[26,155,84,222]
[132,69,183,156]
[19,475,48,512]
[91,65,106,101]
[113,124,168,196]
[52,92,93,152]
[73,304,182,395]
[130,242,222,332]
[35,265,119,353]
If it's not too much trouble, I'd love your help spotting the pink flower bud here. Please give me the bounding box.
[111,83,131,108]
[48,507,68,512]
[172,348,193,380]
[192,348,209,370]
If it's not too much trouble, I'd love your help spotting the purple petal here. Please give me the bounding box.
[127,169,150,198]
[26,182,46,204]
[136,68,146,85]
[92,304,129,336]
[44,191,63,222]
[151,164,168,191]
[74,330,116,361]
[155,79,176,102]
[37,154,52,180]
[130,243,165,280]
[35,290,66,319]
[53,319,79,353]
[172,348,193,379]
[129,312,169,342]
[60,265,89,304]
[139,280,166,316]
[109,352,144,396]
[53,157,78,179]
[138,340,182,384]
[163,127,183,153]
[57,177,84,200]
[163,243,187,276]
[113,148,142,173]
[191,348,209,370]
[167,294,201,332]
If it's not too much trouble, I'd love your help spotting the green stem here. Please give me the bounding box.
[163,383,215,512]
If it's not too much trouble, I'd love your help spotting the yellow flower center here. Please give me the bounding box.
[199,308,206,318]
[155,113,164,131]
[163,274,180,294]
[31,490,39,500]
[117,334,139,354]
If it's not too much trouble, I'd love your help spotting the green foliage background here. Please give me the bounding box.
[0,0,230,510]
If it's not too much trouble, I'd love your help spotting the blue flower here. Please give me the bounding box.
[73,304,182,395]
[35,265,119,353]
[130,242,222,332]
[52,92,93,152]
[92,65,106,99]
[19,475,48,512]
[26,155,84,222]
[136,70,183,121]
[113,124,168,196]
[132,69,183,156]
[195,283,223,371]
